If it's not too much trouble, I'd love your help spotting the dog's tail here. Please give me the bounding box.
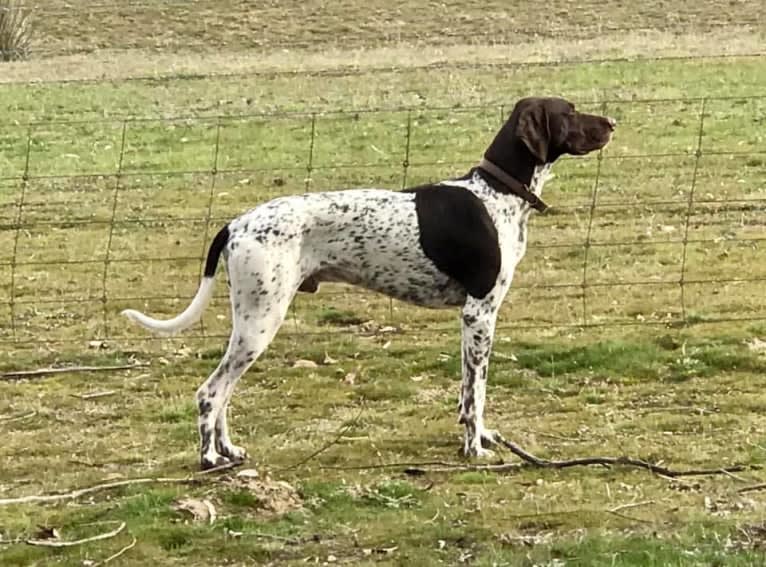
[121,225,230,335]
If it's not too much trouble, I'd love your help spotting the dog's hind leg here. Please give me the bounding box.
[195,333,253,470]
[215,292,294,463]
[196,292,295,469]
[196,242,302,470]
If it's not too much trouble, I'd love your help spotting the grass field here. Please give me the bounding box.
[16,0,766,56]
[2,2,766,565]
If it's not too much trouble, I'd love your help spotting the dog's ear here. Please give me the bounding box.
[516,101,550,164]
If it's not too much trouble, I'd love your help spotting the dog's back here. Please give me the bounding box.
[226,189,466,307]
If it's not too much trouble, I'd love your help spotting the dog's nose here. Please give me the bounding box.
[606,117,617,130]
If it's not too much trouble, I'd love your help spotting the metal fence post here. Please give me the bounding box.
[100,121,128,338]
[579,101,607,327]
[678,97,707,324]
[8,125,33,341]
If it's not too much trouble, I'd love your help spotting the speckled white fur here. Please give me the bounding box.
[122,166,553,467]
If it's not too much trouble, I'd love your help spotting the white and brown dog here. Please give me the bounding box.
[123,97,616,469]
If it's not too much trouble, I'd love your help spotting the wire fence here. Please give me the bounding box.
[1,95,765,346]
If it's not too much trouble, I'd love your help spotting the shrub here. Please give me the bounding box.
[0,0,33,62]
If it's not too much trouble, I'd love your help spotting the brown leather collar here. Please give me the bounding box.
[477,158,549,213]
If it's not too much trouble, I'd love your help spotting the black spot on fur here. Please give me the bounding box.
[198,399,213,417]
[199,423,213,455]
[405,185,500,299]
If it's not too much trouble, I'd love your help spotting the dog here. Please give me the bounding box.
[122,96,615,470]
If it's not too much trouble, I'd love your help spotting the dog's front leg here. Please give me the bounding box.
[458,296,500,458]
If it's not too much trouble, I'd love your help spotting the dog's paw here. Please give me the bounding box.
[200,453,231,471]
[219,444,248,463]
[480,429,501,448]
[463,445,496,460]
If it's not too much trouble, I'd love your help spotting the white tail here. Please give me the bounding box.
[122,277,216,336]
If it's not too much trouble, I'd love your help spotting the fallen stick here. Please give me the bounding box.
[196,460,243,476]
[72,390,117,400]
[737,482,766,494]
[519,427,583,443]
[95,536,137,565]
[322,460,461,472]
[608,500,655,513]
[0,410,37,423]
[0,462,241,507]
[277,406,365,472]
[719,468,750,483]
[396,432,758,478]
[0,479,192,506]
[2,363,148,380]
[491,432,755,478]
[26,522,125,547]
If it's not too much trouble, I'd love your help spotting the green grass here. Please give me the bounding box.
[1,3,766,565]
[1,332,766,564]
[316,307,367,327]
[511,337,764,382]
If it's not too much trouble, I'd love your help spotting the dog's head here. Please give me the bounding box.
[486,97,616,166]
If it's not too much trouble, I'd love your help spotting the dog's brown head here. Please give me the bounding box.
[485,97,615,168]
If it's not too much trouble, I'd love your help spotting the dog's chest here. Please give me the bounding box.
[446,168,550,272]
[493,165,549,248]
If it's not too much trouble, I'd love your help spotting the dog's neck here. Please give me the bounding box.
[528,163,553,196]
[478,137,553,211]
[477,158,552,212]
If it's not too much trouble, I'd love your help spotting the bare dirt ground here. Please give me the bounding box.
[29,0,765,54]
[3,0,763,83]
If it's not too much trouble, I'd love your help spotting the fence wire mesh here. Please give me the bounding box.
[1,95,765,346]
